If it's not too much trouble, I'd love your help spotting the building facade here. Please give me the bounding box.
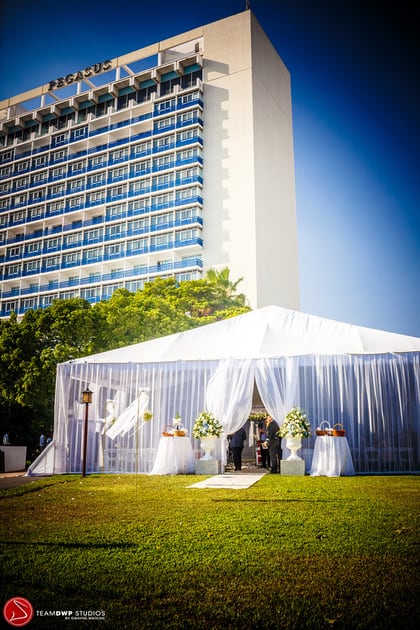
[0,10,299,318]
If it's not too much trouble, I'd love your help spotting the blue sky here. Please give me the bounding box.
[1,0,418,336]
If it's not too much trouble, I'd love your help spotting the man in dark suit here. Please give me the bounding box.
[265,415,281,473]
[228,426,247,471]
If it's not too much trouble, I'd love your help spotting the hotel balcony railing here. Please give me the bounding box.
[1,257,203,307]
[1,237,203,283]
[3,142,203,212]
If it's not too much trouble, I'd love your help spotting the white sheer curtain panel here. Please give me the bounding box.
[255,357,299,422]
[205,359,255,434]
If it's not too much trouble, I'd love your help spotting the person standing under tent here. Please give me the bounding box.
[265,415,281,473]
[228,426,247,471]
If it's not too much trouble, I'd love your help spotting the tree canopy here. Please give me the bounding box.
[0,270,250,457]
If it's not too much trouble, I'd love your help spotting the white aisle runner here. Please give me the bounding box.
[188,472,266,489]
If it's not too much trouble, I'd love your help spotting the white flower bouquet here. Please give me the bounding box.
[192,411,223,439]
[277,407,311,438]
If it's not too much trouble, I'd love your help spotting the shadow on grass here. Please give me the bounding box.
[211,497,344,505]
[3,541,138,549]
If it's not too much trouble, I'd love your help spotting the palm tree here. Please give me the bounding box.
[205,267,244,297]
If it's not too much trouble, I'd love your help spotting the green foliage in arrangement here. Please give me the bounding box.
[0,270,249,454]
[1,475,419,629]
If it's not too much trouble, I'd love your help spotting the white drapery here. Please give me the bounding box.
[205,359,255,463]
[28,352,420,475]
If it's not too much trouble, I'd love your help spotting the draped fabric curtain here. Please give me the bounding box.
[205,359,255,463]
[28,352,420,476]
[255,357,299,421]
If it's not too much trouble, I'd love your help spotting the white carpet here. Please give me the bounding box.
[188,472,267,489]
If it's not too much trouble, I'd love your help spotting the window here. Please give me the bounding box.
[110,148,129,162]
[106,223,124,237]
[51,150,67,163]
[155,116,175,130]
[23,260,40,273]
[8,246,22,257]
[29,189,45,203]
[109,184,127,199]
[32,156,47,168]
[89,154,107,169]
[178,111,195,125]
[26,242,41,254]
[16,160,30,172]
[177,129,196,143]
[107,203,126,218]
[40,294,58,307]
[63,233,81,246]
[0,165,11,177]
[45,237,61,250]
[53,132,68,145]
[63,252,81,264]
[152,192,173,207]
[4,300,19,312]
[128,218,148,233]
[157,98,175,112]
[88,173,106,187]
[85,228,103,242]
[131,159,150,176]
[177,147,200,162]
[6,264,21,276]
[69,178,85,191]
[48,200,65,214]
[45,256,60,268]
[60,291,78,299]
[131,141,151,157]
[81,287,100,299]
[87,190,104,204]
[153,135,175,150]
[105,243,123,256]
[16,176,30,188]
[128,238,147,252]
[49,183,65,197]
[85,247,102,260]
[32,171,48,184]
[72,126,88,140]
[151,212,172,228]
[109,166,128,181]
[150,234,170,247]
[176,186,199,201]
[152,173,172,189]
[179,91,200,105]
[68,195,84,208]
[176,228,198,242]
[153,155,173,170]
[70,160,86,173]
[50,165,66,179]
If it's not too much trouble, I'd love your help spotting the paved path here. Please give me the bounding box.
[0,472,48,490]
[188,471,267,489]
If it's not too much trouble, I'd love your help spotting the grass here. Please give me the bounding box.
[1,474,419,629]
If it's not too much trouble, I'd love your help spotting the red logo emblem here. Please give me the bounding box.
[3,597,34,627]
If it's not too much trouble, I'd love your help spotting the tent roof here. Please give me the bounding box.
[71,305,420,364]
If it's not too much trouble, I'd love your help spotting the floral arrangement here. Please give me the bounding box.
[277,407,311,439]
[192,411,223,439]
[143,410,153,422]
[249,412,267,423]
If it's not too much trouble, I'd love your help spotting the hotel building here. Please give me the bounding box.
[0,9,299,318]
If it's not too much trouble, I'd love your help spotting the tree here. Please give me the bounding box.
[0,270,250,456]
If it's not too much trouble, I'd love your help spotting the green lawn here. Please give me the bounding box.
[1,474,419,629]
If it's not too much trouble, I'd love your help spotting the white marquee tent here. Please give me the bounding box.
[28,306,420,476]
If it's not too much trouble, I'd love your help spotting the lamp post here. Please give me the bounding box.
[81,387,93,478]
